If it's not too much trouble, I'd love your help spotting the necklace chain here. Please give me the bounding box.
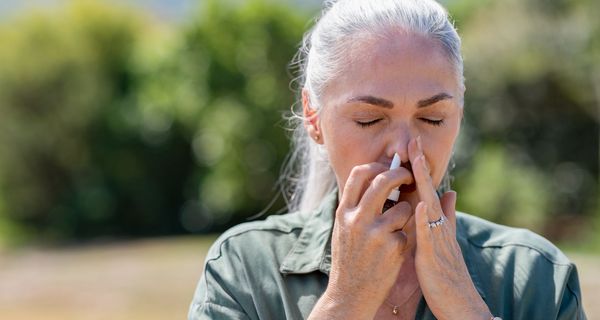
[384,285,421,317]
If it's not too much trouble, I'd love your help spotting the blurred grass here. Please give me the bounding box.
[0,236,216,320]
[0,236,597,319]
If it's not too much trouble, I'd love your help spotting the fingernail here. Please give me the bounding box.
[417,136,423,152]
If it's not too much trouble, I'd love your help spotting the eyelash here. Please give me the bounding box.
[420,118,445,126]
[355,118,445,128]
[356,119,381,127]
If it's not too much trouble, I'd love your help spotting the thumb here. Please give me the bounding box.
[440,190,457,226]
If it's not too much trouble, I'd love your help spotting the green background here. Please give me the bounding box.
[0,0,597,251]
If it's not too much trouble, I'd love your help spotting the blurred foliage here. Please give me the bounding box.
[0,0,310,244]
[457,145,551,232]
[0,0,597,246]
[0,2,199,243]
[452,0,599,241]
[166,0,308,232]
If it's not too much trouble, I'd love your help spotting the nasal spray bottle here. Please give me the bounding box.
[382,153,401,213]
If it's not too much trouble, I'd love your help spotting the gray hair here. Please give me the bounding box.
[281,0,463,214]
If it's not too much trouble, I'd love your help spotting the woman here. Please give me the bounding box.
[189,0,586,319]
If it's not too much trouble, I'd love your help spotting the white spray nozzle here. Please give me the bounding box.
[390,152,401,170]
[387,153,401,202]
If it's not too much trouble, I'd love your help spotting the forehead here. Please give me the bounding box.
[323,31,460,106]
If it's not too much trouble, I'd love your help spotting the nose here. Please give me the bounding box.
[386,126,412,164]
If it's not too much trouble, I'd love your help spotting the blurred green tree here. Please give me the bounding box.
[165,0,310,232]
[451,0,599,240]
[0,2,196,242]
[0,0,312,244]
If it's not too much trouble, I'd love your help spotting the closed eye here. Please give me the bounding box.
[355,119,382,128]
[420,118,444,126]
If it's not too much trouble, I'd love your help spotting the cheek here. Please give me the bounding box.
[322,123,377,188]
[424,123,460,186]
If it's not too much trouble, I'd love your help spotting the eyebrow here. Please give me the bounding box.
[417,93,454,108]
[347,92,453,109]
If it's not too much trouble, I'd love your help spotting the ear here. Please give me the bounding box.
[302,89,324,144]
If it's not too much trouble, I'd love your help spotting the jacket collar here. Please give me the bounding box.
[279,189,337,275]
[277,189,487,300]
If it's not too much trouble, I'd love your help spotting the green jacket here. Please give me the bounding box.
[189,191,586,319]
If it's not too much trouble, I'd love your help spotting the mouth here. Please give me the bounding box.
[399,161,417,193]
[399,183,417,193]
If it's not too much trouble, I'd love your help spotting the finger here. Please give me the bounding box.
[339,163,387,209]
[408,136,443,221]
[379,201,412,231]
[393,231,409,253]
[359,166,415,217]
[403,214,417,251]
[414,201,430,243]
[440,190,457,227]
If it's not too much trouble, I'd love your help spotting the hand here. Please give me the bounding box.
[408,136,492,320]
[318,162,415,319]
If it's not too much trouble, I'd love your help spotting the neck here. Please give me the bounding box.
[390,256,419,298]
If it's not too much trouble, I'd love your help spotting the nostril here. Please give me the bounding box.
[399,161,417,193]
[401,161,413,173]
